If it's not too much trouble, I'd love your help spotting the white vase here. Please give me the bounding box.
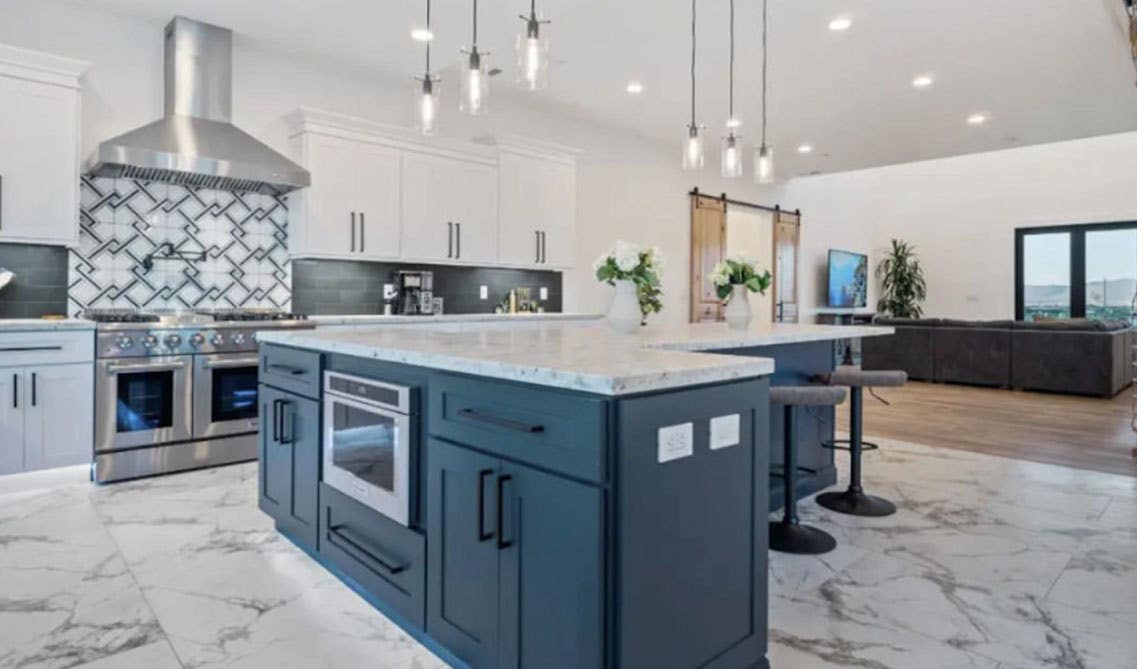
[724,284,753,330]
[606,279,640,334]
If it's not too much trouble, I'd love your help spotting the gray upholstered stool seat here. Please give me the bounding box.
[816,365,904,517]
[769,384,846,556]
[827,366,907,388]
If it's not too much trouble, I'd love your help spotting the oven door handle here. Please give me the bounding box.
[204,357,259,369]
[105,360,187,374]
[327,523,409,575]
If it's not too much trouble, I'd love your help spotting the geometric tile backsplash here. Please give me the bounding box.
[67,176,291,315]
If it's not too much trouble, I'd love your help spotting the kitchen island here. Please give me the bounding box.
[255,319,890,669]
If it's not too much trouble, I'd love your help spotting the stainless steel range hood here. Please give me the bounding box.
[88,17,310,195]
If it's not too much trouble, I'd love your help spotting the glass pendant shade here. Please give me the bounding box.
[755,143,774,184]
[460,48,488,114]
[416,77,437,135]
[683,125,704,170]
[721,134,742,178]
[517,19,549,90]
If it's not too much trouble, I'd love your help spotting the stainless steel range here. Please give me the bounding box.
[87,309,314,483]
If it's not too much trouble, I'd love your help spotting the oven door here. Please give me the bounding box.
[323,391,411,526]
[96,355,193,452]
[193,353,260,439]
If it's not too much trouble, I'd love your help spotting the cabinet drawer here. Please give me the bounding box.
[429,374,607,483]
[0,331,92,367]
[319,484,426,628]
[259,345,321,399]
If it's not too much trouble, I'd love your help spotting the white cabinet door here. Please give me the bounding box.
[0,75,80,246]
[23,364,93,472]
[0,370,23,475]
[496,152,575,269]
[402,152,497,264]
[352,141,402,261]
[293,133,357,257]
[536,159,576,269]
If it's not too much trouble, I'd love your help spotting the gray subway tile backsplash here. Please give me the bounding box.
[291,259,563,315]
[0,243,70,318]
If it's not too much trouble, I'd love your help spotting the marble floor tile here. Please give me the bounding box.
[1,436,1136,668]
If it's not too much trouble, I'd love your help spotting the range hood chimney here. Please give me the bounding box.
[88,17,310,195]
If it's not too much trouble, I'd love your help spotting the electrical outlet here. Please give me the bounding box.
[539,286,548,301]
[657,423,694,463]
[480,285,489,300]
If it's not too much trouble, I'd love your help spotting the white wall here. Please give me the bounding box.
[779,131,1137,320]
[0,0,779,324]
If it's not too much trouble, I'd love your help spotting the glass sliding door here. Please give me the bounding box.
[1020,232,1071,321]
[1085,228,1137,320]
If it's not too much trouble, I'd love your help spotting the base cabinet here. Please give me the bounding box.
[0,363,93,476]
[426,438,603,669]
[258,384,320,550]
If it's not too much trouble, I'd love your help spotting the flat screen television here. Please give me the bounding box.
[828,249,868,308]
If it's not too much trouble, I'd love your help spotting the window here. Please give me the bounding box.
[1016,222,1137,321]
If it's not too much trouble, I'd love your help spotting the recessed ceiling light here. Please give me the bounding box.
[410,28,434,42]
[967,113,988,125]
[828,16,852,31]
[625,81,644,94]
[797,144,813,154]
[912,74,933,88]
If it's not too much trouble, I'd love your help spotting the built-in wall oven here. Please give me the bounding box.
[95,355,193,451]
[193,352,260,439]
[323,371,415,526]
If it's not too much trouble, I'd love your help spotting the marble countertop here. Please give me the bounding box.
[259,320,892,396]
[0,318,96,332]
[308,312,602,326]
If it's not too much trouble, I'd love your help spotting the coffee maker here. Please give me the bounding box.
[394,270,434,315]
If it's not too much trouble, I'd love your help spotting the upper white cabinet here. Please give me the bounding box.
[401,151,497,264]
[286,109,577,269]
[494,138,577,269]
[0,44,89,247]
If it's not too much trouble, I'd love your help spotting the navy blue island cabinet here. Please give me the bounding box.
[258,344,772,669]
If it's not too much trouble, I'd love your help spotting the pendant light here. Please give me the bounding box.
[754,0,774,184]
[415,0,440,134]
[721,0,742,178]
[461,0,489,114]
[682,0,704,170]
[517,0,550,90]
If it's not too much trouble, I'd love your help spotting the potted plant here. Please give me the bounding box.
[876,239,927,318]
[710,256,772,330]
[594,241,665,333]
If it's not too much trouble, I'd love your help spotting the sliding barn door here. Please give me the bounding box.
[690,195,726,322]
[772,210,801,323]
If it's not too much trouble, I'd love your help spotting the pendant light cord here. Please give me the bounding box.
[425,0,431,73]
[761,0,768,145]
[728,0,735,122]
[690,0,697,126]
[473,0,478,46]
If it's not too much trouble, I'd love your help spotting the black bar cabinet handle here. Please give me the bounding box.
[327,522,409,575]
[448,222,454,258]
[11,373,16,409]
[359,212,365,253]
[457,408,544,433]
[268,363,306,376]
[536,230,541,263]
[455,222,461,258]
[30,373,36,407]
[541,231,547,263]
[496,474,513,550]
[279,400,293,445]
[477,468,495,541]
[350,212,356,252]
[0,346,63,353]
[271,399,281,443]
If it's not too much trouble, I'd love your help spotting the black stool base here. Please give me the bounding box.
[816,489,897,517]
[768,521,837,555]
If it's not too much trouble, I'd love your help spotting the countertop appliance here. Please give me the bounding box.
[395,271,434,316]
[323,371,417,526]
[87,17,310,195]
[88,308,313,483]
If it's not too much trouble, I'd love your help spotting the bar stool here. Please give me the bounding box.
[816,366,907,517]
[769,385,847,555]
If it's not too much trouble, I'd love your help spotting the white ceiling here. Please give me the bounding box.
[73,0,1137,176]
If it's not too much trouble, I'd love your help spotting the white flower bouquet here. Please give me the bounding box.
[593,241,666,322]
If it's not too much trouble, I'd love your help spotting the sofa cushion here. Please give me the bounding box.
[873,317,942,326]
[939,318,1015,329]
[1014,318,1131,332]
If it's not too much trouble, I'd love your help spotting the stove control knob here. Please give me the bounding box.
[142,334,159,349]
[164,334,182,348]
[188,333,206,348]
[210,333,226,346]
[115,335,134,350]
[231,333,247,345]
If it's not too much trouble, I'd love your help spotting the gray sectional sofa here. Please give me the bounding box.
[862,317,1133,397]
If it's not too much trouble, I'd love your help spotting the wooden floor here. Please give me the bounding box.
[837,381,1137,478]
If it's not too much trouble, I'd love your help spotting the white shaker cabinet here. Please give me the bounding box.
[0,329,95,476]
[495,139,577,269]
[0,44,89,247]
[401,151,498,264]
